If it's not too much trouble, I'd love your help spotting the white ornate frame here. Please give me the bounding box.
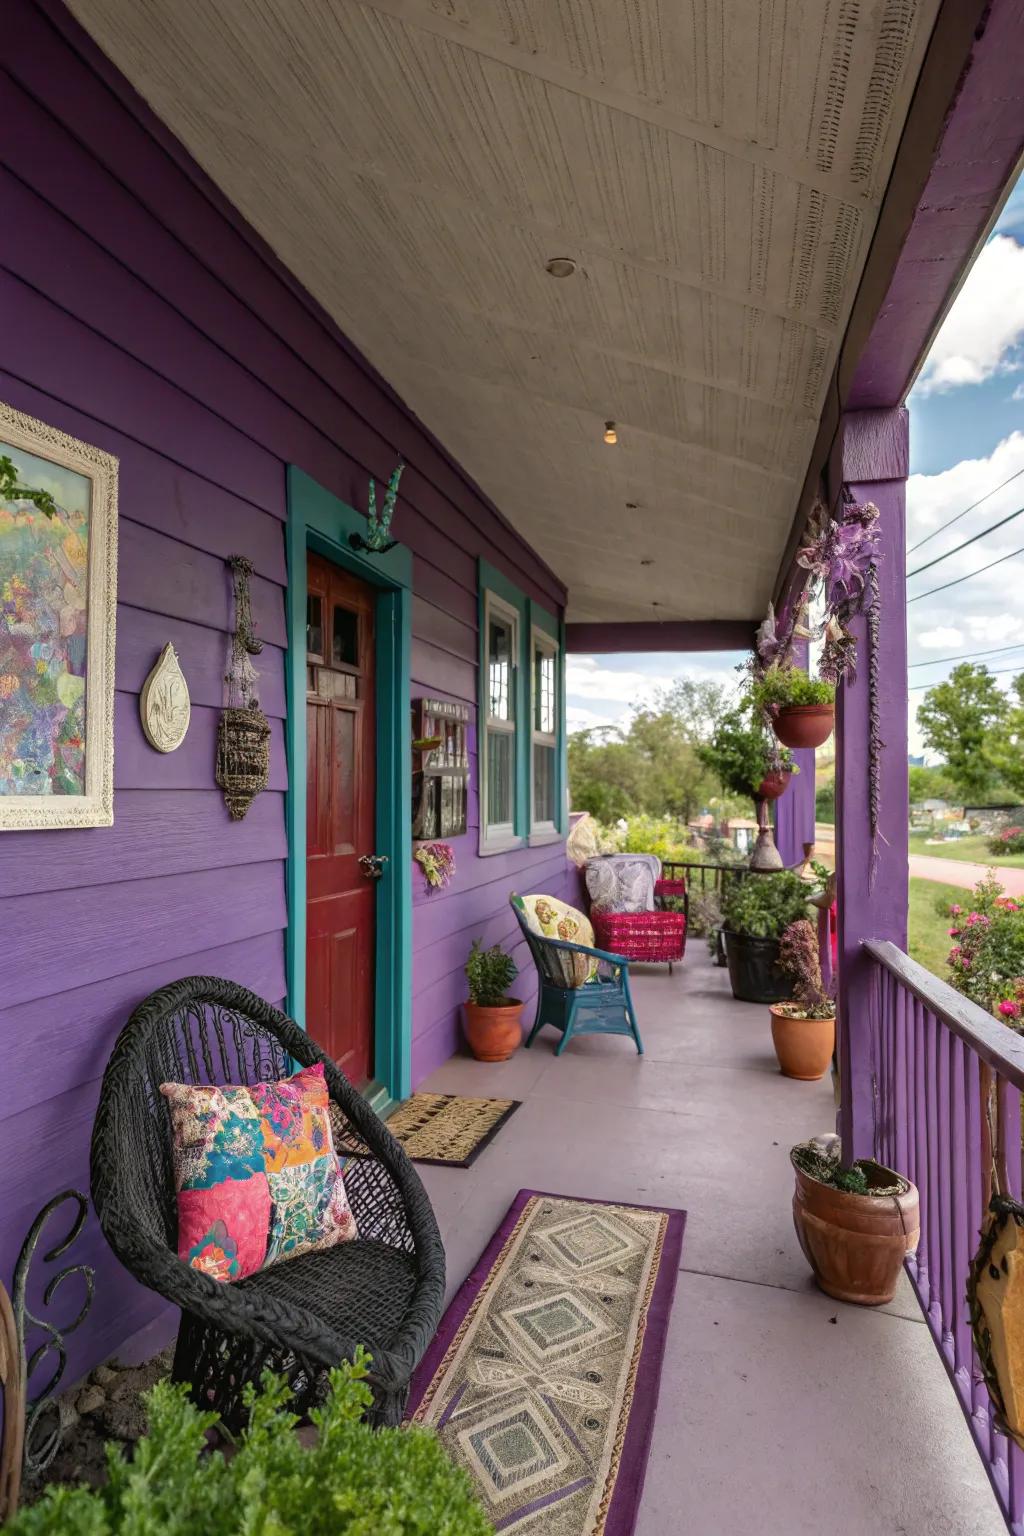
[0,401,118,830]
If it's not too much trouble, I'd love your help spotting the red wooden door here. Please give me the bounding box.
[305,554,376,1084]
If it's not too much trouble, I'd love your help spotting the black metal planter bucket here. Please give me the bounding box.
[723,930,795,1004]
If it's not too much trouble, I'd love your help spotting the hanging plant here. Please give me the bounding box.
[752,664,836,750]
[414,841,456,890]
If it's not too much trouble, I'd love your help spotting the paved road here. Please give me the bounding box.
[813,823,1024,896]
[907,853,1024,897]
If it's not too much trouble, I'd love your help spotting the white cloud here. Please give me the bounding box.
[965,614,1024,643]
[915,235,1024,393]
[567,704,614,734]
[917,626,963,649]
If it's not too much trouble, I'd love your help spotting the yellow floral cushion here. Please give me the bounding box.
[521,894,597,987]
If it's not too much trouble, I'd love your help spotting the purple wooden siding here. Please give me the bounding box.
[1,0,573,1377]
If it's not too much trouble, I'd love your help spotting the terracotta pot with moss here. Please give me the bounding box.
[791,1137,919,1305]
[769,918,835,1079]
[754,664,836,751]
[463,938,522,1061]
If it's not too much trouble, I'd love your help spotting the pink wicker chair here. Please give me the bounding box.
[591,909,687,971]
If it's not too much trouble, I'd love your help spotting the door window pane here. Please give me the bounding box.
[332,604,359,668]
[486,729,514,828]
[488,616,514,720]
[534,645,556,733]
[533,743,556,825]
[306,594,323,658]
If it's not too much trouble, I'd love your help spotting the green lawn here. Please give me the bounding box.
[907,876,963,977]
[909,831,1024,868]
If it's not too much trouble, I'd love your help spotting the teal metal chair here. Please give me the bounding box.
[510,894,643,1057]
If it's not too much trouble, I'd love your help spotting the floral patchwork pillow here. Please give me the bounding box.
[160,1063,357,1282]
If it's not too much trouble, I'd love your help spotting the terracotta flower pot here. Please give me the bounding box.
[464,1000,524,1062]
[757,770,793,801]
[773,704,834,750]
[769,1005,834,1080]
[792,1159,920,1306]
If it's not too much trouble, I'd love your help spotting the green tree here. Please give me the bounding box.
[917,663,1008,802]
[815,781,835,824]
[908,763,957,804]
[987,673,1024,798]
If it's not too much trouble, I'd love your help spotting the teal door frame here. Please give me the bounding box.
[285,466,413,1108]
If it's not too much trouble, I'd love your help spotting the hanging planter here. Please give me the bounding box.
[753,664,836,750]
[773,704,835,750]
[757,767,794,801]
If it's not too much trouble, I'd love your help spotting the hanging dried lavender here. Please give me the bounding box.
[216,555,270,820]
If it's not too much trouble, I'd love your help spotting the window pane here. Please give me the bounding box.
[486,729,514,828]
[332,604,359,668]
[306,594,323,657]
[534,645,556,733]
[534,743,556,825]
[488,616,514,721]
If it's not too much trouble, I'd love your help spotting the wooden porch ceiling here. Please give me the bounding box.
[67,0,942,623]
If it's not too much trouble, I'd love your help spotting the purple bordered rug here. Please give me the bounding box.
[406,1189,685,1535]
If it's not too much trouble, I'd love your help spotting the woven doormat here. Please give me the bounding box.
[386,1092,521,1168]
[407,1190,685,1535]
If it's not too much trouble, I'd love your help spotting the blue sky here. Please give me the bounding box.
[567,175,1024,759]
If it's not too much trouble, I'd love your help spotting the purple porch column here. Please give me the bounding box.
[833,408,909,1160]
[774,636,817,866]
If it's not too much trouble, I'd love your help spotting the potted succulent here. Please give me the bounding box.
[719,870,811,1003]
[464,938,522,1061]
[769,919,835,1079]
[754,664,835,750]
[791,1134,920,1306]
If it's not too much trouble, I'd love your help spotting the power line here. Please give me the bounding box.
[907,465,1024,554]
[907,502,1024,580]
[908,641,1024,669]
[906,542,1024,604]
[910,663,1023,692]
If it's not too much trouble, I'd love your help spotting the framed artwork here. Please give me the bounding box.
[0,401,118,829]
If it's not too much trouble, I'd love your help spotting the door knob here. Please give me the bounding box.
[358,853,388,879]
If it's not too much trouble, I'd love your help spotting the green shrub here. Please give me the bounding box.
[720,870,811,940]
[466,938,517,1006]
[10,1352,493,1536]
[753,665,835,712]
[989,825,1024,856]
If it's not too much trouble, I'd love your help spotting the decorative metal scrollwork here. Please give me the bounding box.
[12,1190,95,1477]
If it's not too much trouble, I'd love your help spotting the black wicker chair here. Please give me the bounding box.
[89,977,445,1430]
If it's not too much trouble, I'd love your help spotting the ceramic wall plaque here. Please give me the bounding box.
[0,400,118,829]
[140,643,190,753]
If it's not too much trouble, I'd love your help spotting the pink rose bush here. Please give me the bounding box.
[946,872,1024,1026]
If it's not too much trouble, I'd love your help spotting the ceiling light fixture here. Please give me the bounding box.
[545,257,577,278]
[603,421,618,445]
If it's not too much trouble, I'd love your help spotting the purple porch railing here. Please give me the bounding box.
[867,939,1024,1534]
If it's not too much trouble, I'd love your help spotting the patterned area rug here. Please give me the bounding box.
[407,1190,685,1535]
[385,1093,521,1168]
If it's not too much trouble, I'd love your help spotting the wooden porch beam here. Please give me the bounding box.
[833,408,910,1162]
[564,620,758,654]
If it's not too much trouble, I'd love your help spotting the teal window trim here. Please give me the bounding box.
[286,466,413,1103]
[478,560,567,854]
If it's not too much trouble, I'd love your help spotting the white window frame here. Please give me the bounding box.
[480,589,521,854]
[530,625,561,845]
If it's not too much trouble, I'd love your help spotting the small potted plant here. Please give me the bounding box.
[754,664,836,750]
[791,1134,919,1305]
[769,919,835,1079]
[464,938,522,1061]
[719,870,811,1003]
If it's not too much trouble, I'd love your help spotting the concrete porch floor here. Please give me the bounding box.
[415,955,1006,1535]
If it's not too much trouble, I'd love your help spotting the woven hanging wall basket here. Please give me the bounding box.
[968,1194,1024,1449]
[216,703,270,820]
